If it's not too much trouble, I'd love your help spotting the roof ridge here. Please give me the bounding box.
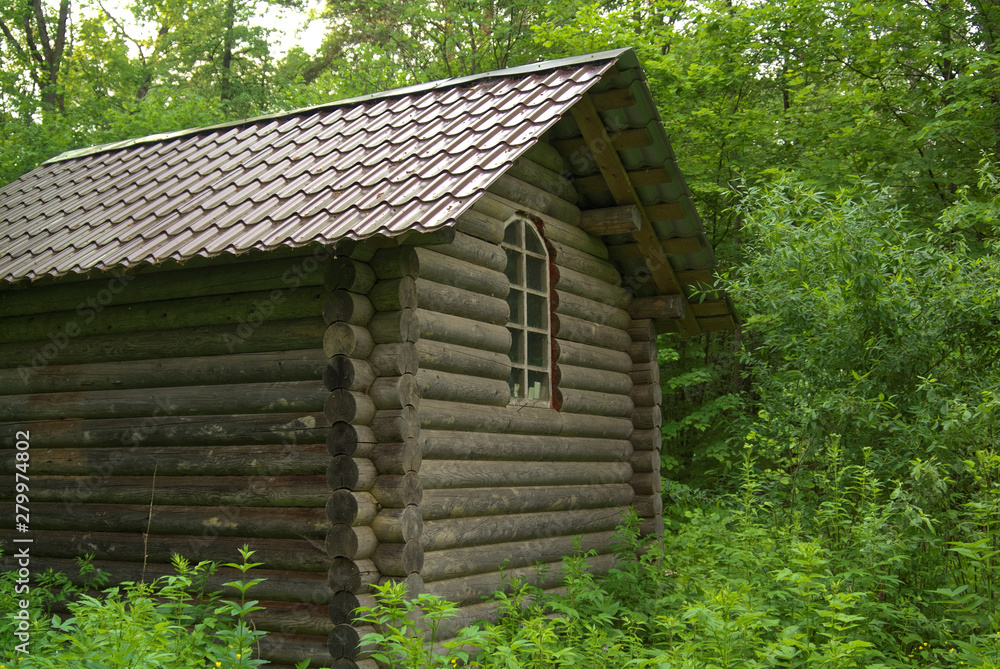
[48,49,633,165]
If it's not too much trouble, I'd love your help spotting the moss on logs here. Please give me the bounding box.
[420,483,635,520]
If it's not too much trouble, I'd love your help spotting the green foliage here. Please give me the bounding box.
[0,546,285,669]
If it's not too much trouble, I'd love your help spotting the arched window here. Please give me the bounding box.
[502,217,551,403]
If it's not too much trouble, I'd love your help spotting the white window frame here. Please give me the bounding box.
[501,216,552,406]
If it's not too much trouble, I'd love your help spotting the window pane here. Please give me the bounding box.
[504,249,520,283]
[509,329,524,363]
[525,256,545,291]
[527,370,547,400]
[504,222,521,246]
[526,293,546,328]
[527,331,546,367]
[508,369,524,398]
[525,226,544,254]
[507,289,523,325]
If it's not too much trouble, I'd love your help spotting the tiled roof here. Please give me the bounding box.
[0,52,621,283]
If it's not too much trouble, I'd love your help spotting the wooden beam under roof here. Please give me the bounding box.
[568,94,702,337]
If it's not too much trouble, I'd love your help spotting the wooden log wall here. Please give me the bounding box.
[0,250,337,668]
[627,319,665,536]
[403,147,639,642]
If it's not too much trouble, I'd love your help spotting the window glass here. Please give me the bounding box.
[501,218,551,404]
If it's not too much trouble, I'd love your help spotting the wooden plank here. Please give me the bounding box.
[590,87,636,110]
[421,483,635,520]
[698,315,738,331]
[550,127,652,155]
[690,299,731,318]
[569,94,700,337]
[578,205,641,235]
[628,294,687,320]
[646,202,686,221]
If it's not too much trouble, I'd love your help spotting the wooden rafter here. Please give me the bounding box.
[569,94,702,337]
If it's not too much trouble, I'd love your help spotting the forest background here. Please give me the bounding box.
[3,0,1000,666]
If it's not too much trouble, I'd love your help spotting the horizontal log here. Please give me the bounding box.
[554,364,632,395]
[326,454,377,492]
[553,339,632,373]
[552,290,630,330]
[507,156,578,204]
[0,317,326,368]
[416,368,510,407]
[415,278,509,325]
[633,492,663,518]
[329,591,372,625]
[0,411,327,449]
[423,553,616,606]
[369,437,421,475]
[13,474,330,508]
[630,472,662,496]
[422,507,623,552]
[428,230,506,273]
[324,355,376,392]
[415,339,510,381]
[560,412,634,439]
[369,471,422,508]
[326,489,378,527]
[247,600,335,636]
[368,374,420,410]
[372,539,424,576]
[630,428,663,452]
[326,257,376,294]
[552,313,632,351]
[26,502,330,539]
[628,318,657,342]
[522,139,566,175]
[578,205,642,235]
[372,505,423,543]
[417,309,511,354]
[419,399,559,436]
[367,342,417,377]
[555,387,634,418]
[628,294,686,320]
[0,348,327,396]
[550,125,652,154]
[454,208,506,243]
[328,623,361,660]
[639,517,663,538]
[327,421,375,457]
[487,174,581,226]
[629,450,661,475]
[1,287,326,344]
[472,193,608,260]
[420,483,635,520]
[324,389,376,425]
[420,530,616,581]
[0,530,329,572]
[323,290,375,326]
[7,556,335,604]
[369,309,419,344]
[630,383,663,407]
[413,248,508,298]
[632,405,663,430]
[420,431,632,463]
[420,459,631,490]
[0,254,327,318]
[0,380,327,422]
[368,277,417,311]
[369,406,419,442]
[690,298,732,318]
[323,322,375,358]
[326,524,378,560]
[629,361,660,387]
[552,265,630,308]
[8,443,328,477]
[548,240,621,286]
[264,632,341,667]
[628,339,657,364]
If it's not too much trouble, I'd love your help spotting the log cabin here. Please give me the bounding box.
[0,48,737,667]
